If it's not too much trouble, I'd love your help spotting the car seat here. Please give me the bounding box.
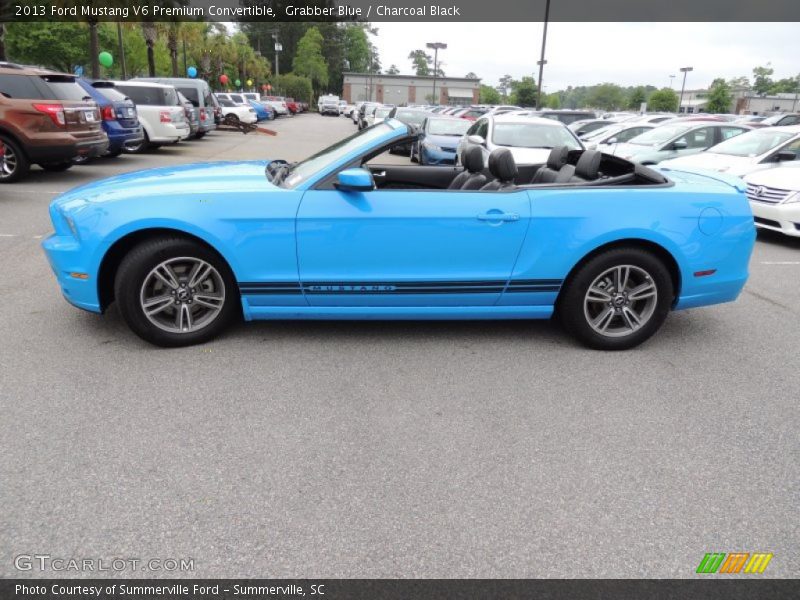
[448,146,488,190]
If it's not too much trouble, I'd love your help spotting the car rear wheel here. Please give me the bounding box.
[115,238,239,347]
[0,135,30,183]
[558,248,673,350]
[125,131,149,154]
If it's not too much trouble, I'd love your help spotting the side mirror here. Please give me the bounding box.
[672,140,688,150]
[776,150,797,162]
[605,137,618,145]
[335,168,375,192]
[467,135,486,147]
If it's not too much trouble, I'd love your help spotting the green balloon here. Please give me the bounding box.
[99,51,113,68]
[235,79,241,87]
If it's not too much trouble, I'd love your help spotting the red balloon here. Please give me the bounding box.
[219,74,229,85]
[266,84,272,91]
[261,84,268,90]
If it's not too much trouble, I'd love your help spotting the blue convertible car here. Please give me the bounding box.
[42,119,755,349]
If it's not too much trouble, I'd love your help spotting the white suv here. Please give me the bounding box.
[112,81,189,152]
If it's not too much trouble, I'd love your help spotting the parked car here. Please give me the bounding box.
[532,110,598,125]
[134,77,216,138]
[580,122,656,150]
[744,162,800,237]
[386,107,429,154]
[76,79,143,160]
[216,98,258,124]
[112,81,189,152]
[357,102,381,130]
[0,63,109,182]
[410,115,471,165]
[367,105,393,127]
[569,118,620,138]
[177,91,200,138]
[659,126,800,176]
[248,99,274,121]
[41,119,755,350]
[760,113,800,127]
[457,114,583,167]
[606,122,750,164]
[319,95,340,116]
[454,107,489,121]
[259,95,289,116]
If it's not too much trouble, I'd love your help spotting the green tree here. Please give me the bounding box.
[628,86,647,111]
[273,73,313,103]
[510,76,537,107]
[752,64,774,95]
[586,83,626,111]
[465,72,478,79]
[386,64,400,75]
[728,75,750,89]
[648,88,679,112]
[407,49,431,76]
[497,74,513,100]
[770,75,800,94]
[546,94,561,109]
[293,27,329,95]
[705,78,733,113]
[479,84,501,104]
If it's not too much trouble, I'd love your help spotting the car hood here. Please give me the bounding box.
[52,161,276,210]
[743,162,800,190]
[425,133,462,148]
[659,152,756,175]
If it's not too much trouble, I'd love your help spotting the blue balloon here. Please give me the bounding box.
[187,66,198,78]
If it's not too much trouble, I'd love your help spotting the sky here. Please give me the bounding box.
[370,22,800,91]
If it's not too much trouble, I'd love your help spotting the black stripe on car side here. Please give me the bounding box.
[238,280,563,294]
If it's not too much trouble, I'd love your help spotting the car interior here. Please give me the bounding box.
[341,136,671,192]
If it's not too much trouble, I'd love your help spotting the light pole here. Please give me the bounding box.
[669,74,675,89]
[678,66,693,114]
[536,0,551,109]
[272,31,281,78]
[426,42,447,105]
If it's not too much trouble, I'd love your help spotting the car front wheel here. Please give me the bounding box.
[558,248,673,350]
[115,238,238,347]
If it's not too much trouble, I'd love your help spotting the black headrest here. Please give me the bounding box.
[488,148,517,182]
[546,146,570,170]
[462,145,484,173]
[575,150,602,179]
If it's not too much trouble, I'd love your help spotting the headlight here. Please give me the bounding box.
[423,142,442,152]
[783,191,800,204]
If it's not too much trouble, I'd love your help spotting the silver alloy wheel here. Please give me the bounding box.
[583,264,658,338]
[139,257,225,334]
[1,144,17,178]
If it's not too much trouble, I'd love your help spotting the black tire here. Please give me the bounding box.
[557,247,673,351]
[105,148,123,158]
[0,134,31,183]
[195,132,206,139]
[125,131,149,154]
[40,161,74,172]
[114,237,239,347]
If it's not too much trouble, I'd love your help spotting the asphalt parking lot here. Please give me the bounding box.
[1,113,798,578]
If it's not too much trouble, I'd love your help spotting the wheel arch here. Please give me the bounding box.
[557,238,682,306]
[0,126,29,160]
[97,227,238,312]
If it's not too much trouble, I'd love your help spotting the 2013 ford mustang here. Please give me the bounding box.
[42,119,755,350]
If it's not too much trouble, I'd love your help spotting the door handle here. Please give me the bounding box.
[373,170,387,178]
[477,212,519,222]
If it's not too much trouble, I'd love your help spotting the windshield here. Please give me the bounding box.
[427,118,470,136]
[281,123,400,189]
[94,86,128,103]
[492,123,582,150]
[707,130,795,157]
[39,75,91,101]
[761,114,785,125]
[393,110,427,126]
[627,124,692,146]
[581,124,621,141]
[116,85,178,106]
[229,94,244,104]
[374,108,392,119]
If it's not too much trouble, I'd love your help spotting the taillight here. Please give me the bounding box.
[160,110,172,123]
[33,103,66,128]
[200,108,206,120]
[101,105,115,121]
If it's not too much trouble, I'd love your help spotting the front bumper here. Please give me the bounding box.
[41,234,101,313]
[421,146,457,165]
[750,201,800,237]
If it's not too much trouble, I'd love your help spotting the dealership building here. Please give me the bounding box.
[342,72,481,105]
[679,87,799,114]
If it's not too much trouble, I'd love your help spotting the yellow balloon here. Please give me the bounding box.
[246,79,253,87]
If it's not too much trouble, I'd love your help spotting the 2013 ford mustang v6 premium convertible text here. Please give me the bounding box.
[42,119,755,350]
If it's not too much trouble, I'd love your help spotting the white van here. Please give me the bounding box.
[112,81,189,152]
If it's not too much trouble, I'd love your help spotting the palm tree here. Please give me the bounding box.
[167,23,180,77]
[141,21,157,77]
